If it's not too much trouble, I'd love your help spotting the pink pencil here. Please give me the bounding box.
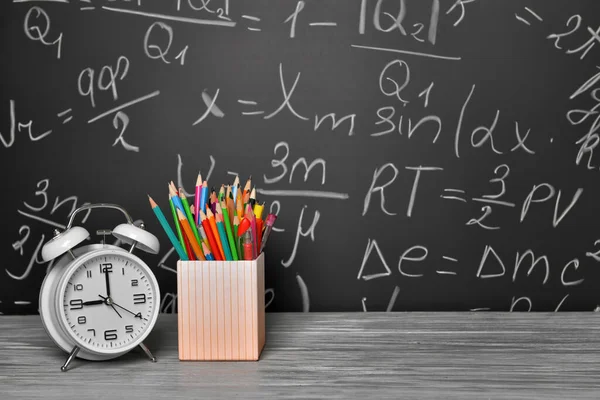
[194,173,202,226]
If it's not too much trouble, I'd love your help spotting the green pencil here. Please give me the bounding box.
[220,201,239,260]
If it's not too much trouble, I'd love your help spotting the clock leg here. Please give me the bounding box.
[138,342,156,362]
[61,346,80,372]
[128,240,138,253]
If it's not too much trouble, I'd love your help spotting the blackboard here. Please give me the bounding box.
[2,0,600,314]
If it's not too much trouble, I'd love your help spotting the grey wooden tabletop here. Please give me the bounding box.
[1,313,600,399]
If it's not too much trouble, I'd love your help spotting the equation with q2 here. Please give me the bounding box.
[2,0,600,314]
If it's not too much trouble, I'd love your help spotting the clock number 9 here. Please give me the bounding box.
[69,299,83,310]
[104,329,118,341]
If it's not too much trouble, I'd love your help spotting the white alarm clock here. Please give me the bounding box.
[39,203,161,372]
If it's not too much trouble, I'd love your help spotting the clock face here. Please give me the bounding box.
[58,250,159,354]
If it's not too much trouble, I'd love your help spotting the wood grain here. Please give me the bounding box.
[1,313,600,399]
[177,256,265,360]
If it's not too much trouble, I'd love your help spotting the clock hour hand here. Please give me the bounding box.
[82,300,104,306]
[99,295,148,321]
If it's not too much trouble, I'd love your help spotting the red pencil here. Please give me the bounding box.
[199,209,223,261]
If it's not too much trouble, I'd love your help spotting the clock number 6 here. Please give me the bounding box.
[104,329,118,341]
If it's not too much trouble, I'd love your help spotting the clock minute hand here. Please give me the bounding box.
[103,267,111,298]
[99,295,148,321]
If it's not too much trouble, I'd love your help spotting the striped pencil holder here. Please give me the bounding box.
[177,253,266,361]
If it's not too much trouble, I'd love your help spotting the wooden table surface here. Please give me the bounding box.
[1,313,600,399]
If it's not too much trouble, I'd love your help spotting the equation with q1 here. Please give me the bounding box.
[1,0,599,314]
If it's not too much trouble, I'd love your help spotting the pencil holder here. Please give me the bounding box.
[177,253,266,361]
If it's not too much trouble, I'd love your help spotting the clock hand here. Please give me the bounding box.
[110,304,122,318]
[82,300,104,306]
[98,294,122,318]
[99,295,148,321]
[103,266,111,298]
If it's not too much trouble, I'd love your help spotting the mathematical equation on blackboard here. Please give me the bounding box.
[4,0,600,313]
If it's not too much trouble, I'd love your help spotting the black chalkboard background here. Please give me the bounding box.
[2,0,599,314]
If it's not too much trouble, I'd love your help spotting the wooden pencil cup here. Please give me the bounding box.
[177,253,266,361]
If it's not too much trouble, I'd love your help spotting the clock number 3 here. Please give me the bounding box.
[133,293,146,304]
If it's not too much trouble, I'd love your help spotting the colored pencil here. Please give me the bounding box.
[260,214,277,253]
[194,173,202,226]
[246,204,258,258]
[215,212,233,261]
[179,188,201,245]
[201,180,208,214]
[226,195,235,226]
[182,231,196,260]
[233,215,241,259]
[253,202,264,220]
[232,176,239,201]
[236,190,243,220]
[202,242,214,261]
[169,183,185,214]
[226,184,232,203]
[219,201,238,260]
[256,218,263,253]
[177,209,205,260]
[199,209,223,261]
[206,208,225,260]
[169,194,187,256]
[243,176,252,198]
[243,190,250,208]
[249,187,256,208]
[198,224,208,245]
[148,196,188,260]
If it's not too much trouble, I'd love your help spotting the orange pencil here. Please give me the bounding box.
[206,207,225,260]
[236,189,243,220]
[243,175,252,198]
[177,209,205,260]
[226,196,235,226]
[182,228,196,260]
[199,209,223,261]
